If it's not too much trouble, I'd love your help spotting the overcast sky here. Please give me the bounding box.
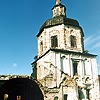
[0,0,100,75]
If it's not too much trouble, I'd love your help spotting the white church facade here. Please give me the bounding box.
[32,0,99,100]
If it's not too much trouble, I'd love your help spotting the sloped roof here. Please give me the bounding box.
[37,16,84,37]
[32,48,97,65]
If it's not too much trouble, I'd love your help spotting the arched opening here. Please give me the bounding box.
[0,78,44,100]
[54,96,58,100]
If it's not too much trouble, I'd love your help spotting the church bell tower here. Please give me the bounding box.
[32,0,99,100]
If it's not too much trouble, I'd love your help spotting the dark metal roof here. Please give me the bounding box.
[37,16,84,37]
[52,3,66,10]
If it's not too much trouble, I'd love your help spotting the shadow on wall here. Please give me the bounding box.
[0,78,44,100]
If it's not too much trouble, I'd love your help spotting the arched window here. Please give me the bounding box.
[51,35,58,48]
[70,35,76,47]
[72,60,78,76]
[17,96,21,100]
[40,41,43,53]
[54,96,58,100]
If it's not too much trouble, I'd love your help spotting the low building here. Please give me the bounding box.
[0,75,44,100]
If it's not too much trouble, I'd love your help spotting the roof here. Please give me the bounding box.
[52,3,66,10]
[37,16,84,37]
[32,48,97,65]
[0,75,29,80]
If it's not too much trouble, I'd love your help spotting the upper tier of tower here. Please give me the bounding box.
[37,0,84,57]
[52,1,66,17]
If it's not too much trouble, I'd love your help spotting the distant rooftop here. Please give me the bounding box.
[0,75,30,80]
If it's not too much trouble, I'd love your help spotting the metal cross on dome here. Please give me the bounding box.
[56,0,61,5]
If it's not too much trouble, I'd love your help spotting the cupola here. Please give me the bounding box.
[52,0,66,17]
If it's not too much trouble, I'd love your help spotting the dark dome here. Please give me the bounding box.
[0,78,44,100]
[37,16,82,37]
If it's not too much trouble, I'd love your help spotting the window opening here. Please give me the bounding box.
[54,96,58,100]
[64,94,68,100]
[70,35,76,47]
[78,87,85,100]
[17,96,21,100]
[86,89,89,99]
[40,41,43,53]
[73,61,78,76]
[78,87,90,100]
[56,8,59,16]
[51,35,58,48]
